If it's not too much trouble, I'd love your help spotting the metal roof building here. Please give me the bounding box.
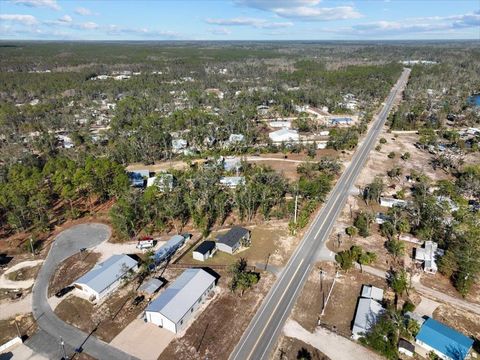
[138,278,164,296]
[145,268,216,333]
[74,254,138,301]
[416,318,473,360]
[352,285,384,340]
[216,227,250,254]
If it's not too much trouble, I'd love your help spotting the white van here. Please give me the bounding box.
[136,240,154,250]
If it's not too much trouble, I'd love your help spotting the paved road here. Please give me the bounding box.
[27,223,137,360]
[230,68,411,360]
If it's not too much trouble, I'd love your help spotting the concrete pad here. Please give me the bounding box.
[110,319,174,360]
[3,342,49,360]
[415,296,440,318]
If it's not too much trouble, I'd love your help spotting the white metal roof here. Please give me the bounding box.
[361,285,384,301]
[146,269,215,323]
[75,254,138,294]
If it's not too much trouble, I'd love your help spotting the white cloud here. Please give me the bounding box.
[12,0,60,11]
[236,0,361,21]
[77,22,99,30]
[75,7,95,16]
[0,14,38,25]
[235,0,321,10]
[331,11,480,36]
[206,17,293,29]
[58,15,72,23]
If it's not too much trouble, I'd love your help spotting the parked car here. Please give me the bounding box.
[132,295,145,306]
[55,285,75,298]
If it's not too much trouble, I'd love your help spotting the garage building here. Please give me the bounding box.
[145,268,216,333]
[74,254,138,301]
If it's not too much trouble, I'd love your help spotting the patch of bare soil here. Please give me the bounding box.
[291,262,337,333]
[48,251,101,297]
[273,336,331,360]
[54,281,147,343]
[159,271,275,360]
[420,272,480,305]
[434,304,480,339]
[6,265,42,282]
[0,313,37,344]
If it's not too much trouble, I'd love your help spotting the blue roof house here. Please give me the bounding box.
[74,254,138,301]
[415,318,473,360]
[145,268,216,333]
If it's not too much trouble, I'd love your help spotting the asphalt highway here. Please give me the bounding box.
[230,68,411,360]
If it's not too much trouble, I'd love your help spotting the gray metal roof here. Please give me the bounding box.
[75,254,138,294]
[146,269,215,323]
[352,298,383,337]
[217,227,249,248]
[138,278,164,295]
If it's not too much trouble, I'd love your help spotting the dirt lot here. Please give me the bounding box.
[434,304,480,339]
[54,280,145,343]
[159,271,275,360]
[48,251,101,297]
[273,336,330,360]
[0,313,37,344]
[420,272,480,305]
[178,221,297,268]
[6,264,42,282]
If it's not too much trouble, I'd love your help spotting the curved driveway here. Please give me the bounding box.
[28,223,137,360]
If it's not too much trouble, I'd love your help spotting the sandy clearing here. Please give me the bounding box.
[0,260,44,289]
[91,241,157,262]
[415,296,441,318]
[109,319,174,360]
[283,319,384,360]
[0,294,32,320]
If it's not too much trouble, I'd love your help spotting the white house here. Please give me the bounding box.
[380,197,407,208]
[269,128,299,143]
[269,120,291,128]
[415,241,443,274]
[74,254,138,301]
[146,173,174,191]
[172,139,188,153]
[192,241,216,261]
[145,268,216,333]
[228,134,245,144]
[352,285,384,340]
[219,176,245,188]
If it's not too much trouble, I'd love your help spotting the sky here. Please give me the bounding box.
[0,0,479,41]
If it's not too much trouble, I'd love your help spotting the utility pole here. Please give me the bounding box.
[320,268,323,292]
[265,253,271,271]
[294,193,299,224]
[60,337,68,360]
[29,237,34,257]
